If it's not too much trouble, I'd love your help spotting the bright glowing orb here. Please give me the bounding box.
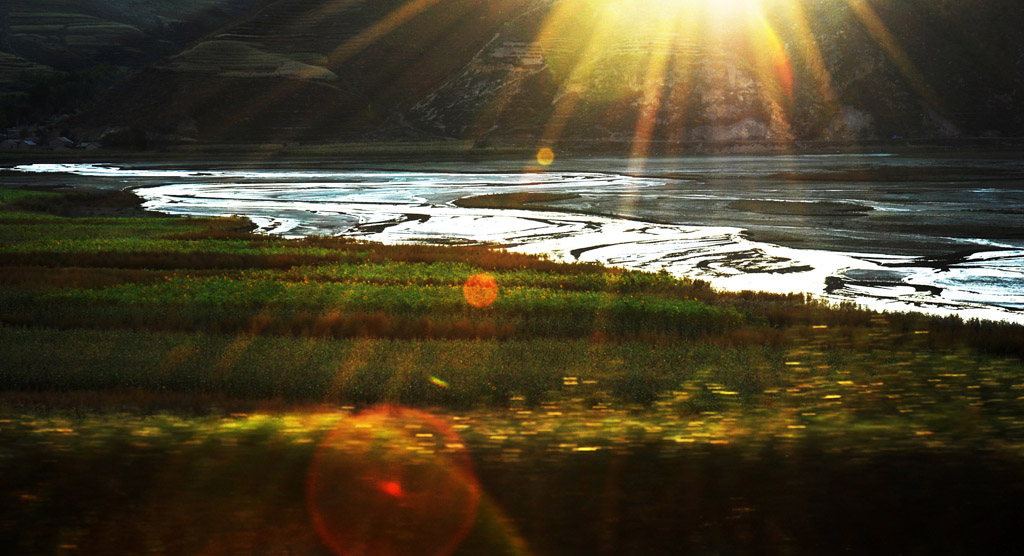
[463,273,498,308]
[379,480,405,498]
[536,147,555,166]
[306,407,480,556]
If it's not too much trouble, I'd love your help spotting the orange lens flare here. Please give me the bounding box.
[306,407,481,556]
[536,147,555,166]
[379,480,405,498]
[774,57,794,99]
[463,273,498,308]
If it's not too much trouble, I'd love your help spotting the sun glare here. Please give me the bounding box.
[524,0,833,154]
[604,0,760,23]
[673,0,755,20]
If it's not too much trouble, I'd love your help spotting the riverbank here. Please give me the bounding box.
[3,185,1024,554]
[7,154,1024,324]
[3,185,1024,555]
[4,136,1024,163]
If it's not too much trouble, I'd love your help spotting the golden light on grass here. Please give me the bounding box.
[536,147,555,166]
[463,273,498,308]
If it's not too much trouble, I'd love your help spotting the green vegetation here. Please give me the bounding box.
[167,40,338,81]
[2,187,1024,554]
[454,192,581,210]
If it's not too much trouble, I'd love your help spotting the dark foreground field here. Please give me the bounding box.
[2,187,1024,555]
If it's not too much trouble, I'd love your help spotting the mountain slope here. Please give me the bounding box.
[72,0,1024,146]
[77,0,533,142]
[0,0,261,127]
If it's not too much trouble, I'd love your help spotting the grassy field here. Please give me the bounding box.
[2,187,1024,555]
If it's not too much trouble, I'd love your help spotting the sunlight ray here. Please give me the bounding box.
[535,1,623,148]
[532,0,600,82]
[774,1,840,114]
[174,1,369,146]
[748,13,793,102]
[463,40,549,143]
[327,0,444,66]
[216,0,483,145]
[306,0,362,20]
[743,11,795,143]
[844,0,941,110]
[628,6,692,164]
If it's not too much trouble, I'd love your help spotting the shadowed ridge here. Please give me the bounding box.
[74,0,532,143]
[68,0,1024,147]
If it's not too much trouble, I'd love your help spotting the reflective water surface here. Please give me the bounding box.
[11,153,1024,323]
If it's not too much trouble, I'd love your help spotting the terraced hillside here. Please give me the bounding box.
[0,52,51,86]
[79,0,532,141]
[0,0,259,69]
[70,0,1024,146]
[401,0,1024,145]
[4,0,1023,145]
[3,185,1024,555]
[0,0,260,127]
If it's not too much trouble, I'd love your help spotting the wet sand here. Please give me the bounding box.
[7,155,1024,323]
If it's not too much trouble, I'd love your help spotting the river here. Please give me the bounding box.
[9,153,1024,324]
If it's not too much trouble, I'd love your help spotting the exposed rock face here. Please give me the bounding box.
[52,0,1024,146]
[825,106,876,141]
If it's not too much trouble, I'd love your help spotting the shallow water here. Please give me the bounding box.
[10,154,1024,324]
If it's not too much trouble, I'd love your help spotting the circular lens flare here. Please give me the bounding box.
[463,273,498,308]
[306,407,481,556]
[536,147,555,166]
[379,480,405,498]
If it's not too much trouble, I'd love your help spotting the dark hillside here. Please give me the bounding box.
[0,0,261,127]
[76,0,534,142]
[0,0,259,69]
[62,0,1024,146]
